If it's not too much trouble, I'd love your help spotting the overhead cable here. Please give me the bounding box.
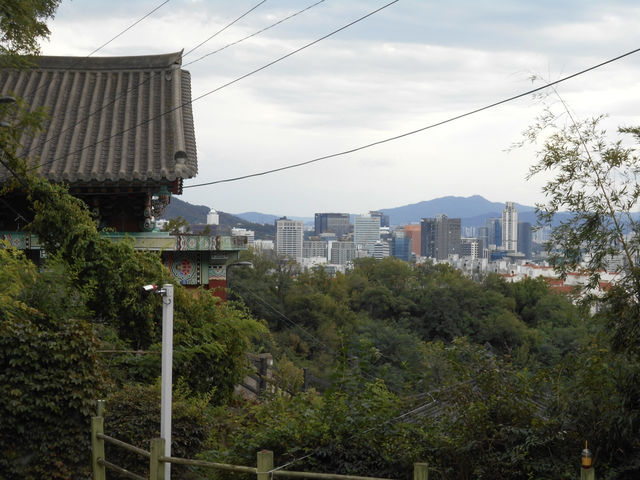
[183,0,267,58]
[19,0,172,159]
[28,0,400,172]
[184,45,640,189]
[183,0,326,68]
[86,0,171,57]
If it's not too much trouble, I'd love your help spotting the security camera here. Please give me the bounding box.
[141,284,157,293]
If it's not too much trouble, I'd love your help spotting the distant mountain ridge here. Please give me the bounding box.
[379,195,536,226]
[165,195,543,231]
[234,212,313,225]
[161,197,276,239]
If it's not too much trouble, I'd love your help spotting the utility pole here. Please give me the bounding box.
[144,283,174,479]
[160,284,174,480]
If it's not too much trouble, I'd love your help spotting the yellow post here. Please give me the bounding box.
[91,416,106,480]
[414,462,428,480]
[150,437,166,480]
[257,450,274,480]
[581,441,595,480]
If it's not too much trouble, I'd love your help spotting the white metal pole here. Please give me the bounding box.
[160,284,174,479]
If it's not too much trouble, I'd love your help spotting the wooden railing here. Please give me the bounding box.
[91,398,596,480]
[91,400,429,480]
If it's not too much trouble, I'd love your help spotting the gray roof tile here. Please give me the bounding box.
[0,52,197,185]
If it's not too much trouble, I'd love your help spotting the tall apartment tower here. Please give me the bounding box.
[275,217,303,262]
[354,214,381,254]
[477,226,489,258]
[502,202,518,252]
[517,222,532,259]
[420,214,461,260]
[486,217,502,248]
[314,212,350,238]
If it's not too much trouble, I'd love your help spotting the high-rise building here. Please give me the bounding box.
[391,230,412,262]
[303,240,328,259]
[275,217,303,262]
[369,210,390,228]
[518,222,532,259]
[404,225,421,256]
[460,238,479,259]
[354,214,381,254]
[420,214,461,260]
[372,240,390,260]
[502,202,518,252]
[421,218,437,258]
[477,226,489,258]
[206,209,219,225]
[330,241,357,265]
[314,213,350,238]
[486,217,502,248]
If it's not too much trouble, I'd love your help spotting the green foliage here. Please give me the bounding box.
[173,287,267,404]
[0,0,61,65]
[524,114,640,288]
[0,245,39,318]
[233,252,585,389]
[547,336,640,478]
[0,250,105,478]
[522,110,640,355]
[418,340,565,479]
[104,382,213,479]
[26,177,169,348]
[205,382,419,479]
[162,215,190,233]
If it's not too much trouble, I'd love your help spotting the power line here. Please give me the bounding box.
[27,0,399,173]
[183,0,267,58]
[19,0,172,159]
[267,379,475,473]
[21,0,322,162]
[183,0,326,68]
[22,0,170,100]
[86,0,171,57]
[184,45,640,189]
[232,283,389,387]
[234,284,333,354]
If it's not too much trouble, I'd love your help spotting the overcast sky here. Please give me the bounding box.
[42,0,640,217]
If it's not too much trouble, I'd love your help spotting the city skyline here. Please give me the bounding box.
[41,1,640,216]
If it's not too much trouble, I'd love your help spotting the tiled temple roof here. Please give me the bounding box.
[0,52,197,186]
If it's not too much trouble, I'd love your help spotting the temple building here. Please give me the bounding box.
[0,52,246,297]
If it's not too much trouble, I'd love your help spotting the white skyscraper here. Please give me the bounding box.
[354,214,381,255]
[206,209,219,225]
[275,218,303,262]
[502,202,518,252]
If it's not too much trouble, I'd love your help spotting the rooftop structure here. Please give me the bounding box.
[0,53,247,294]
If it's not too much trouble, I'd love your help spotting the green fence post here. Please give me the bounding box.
[581,467,595,480]
[257,450,274,480]
[150,437,166,480]
[414,462,428,480]
[96,399,105,418]
[91,416,106,480]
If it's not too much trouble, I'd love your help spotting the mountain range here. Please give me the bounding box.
[235,195,541,228]
[164,195,545,231]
